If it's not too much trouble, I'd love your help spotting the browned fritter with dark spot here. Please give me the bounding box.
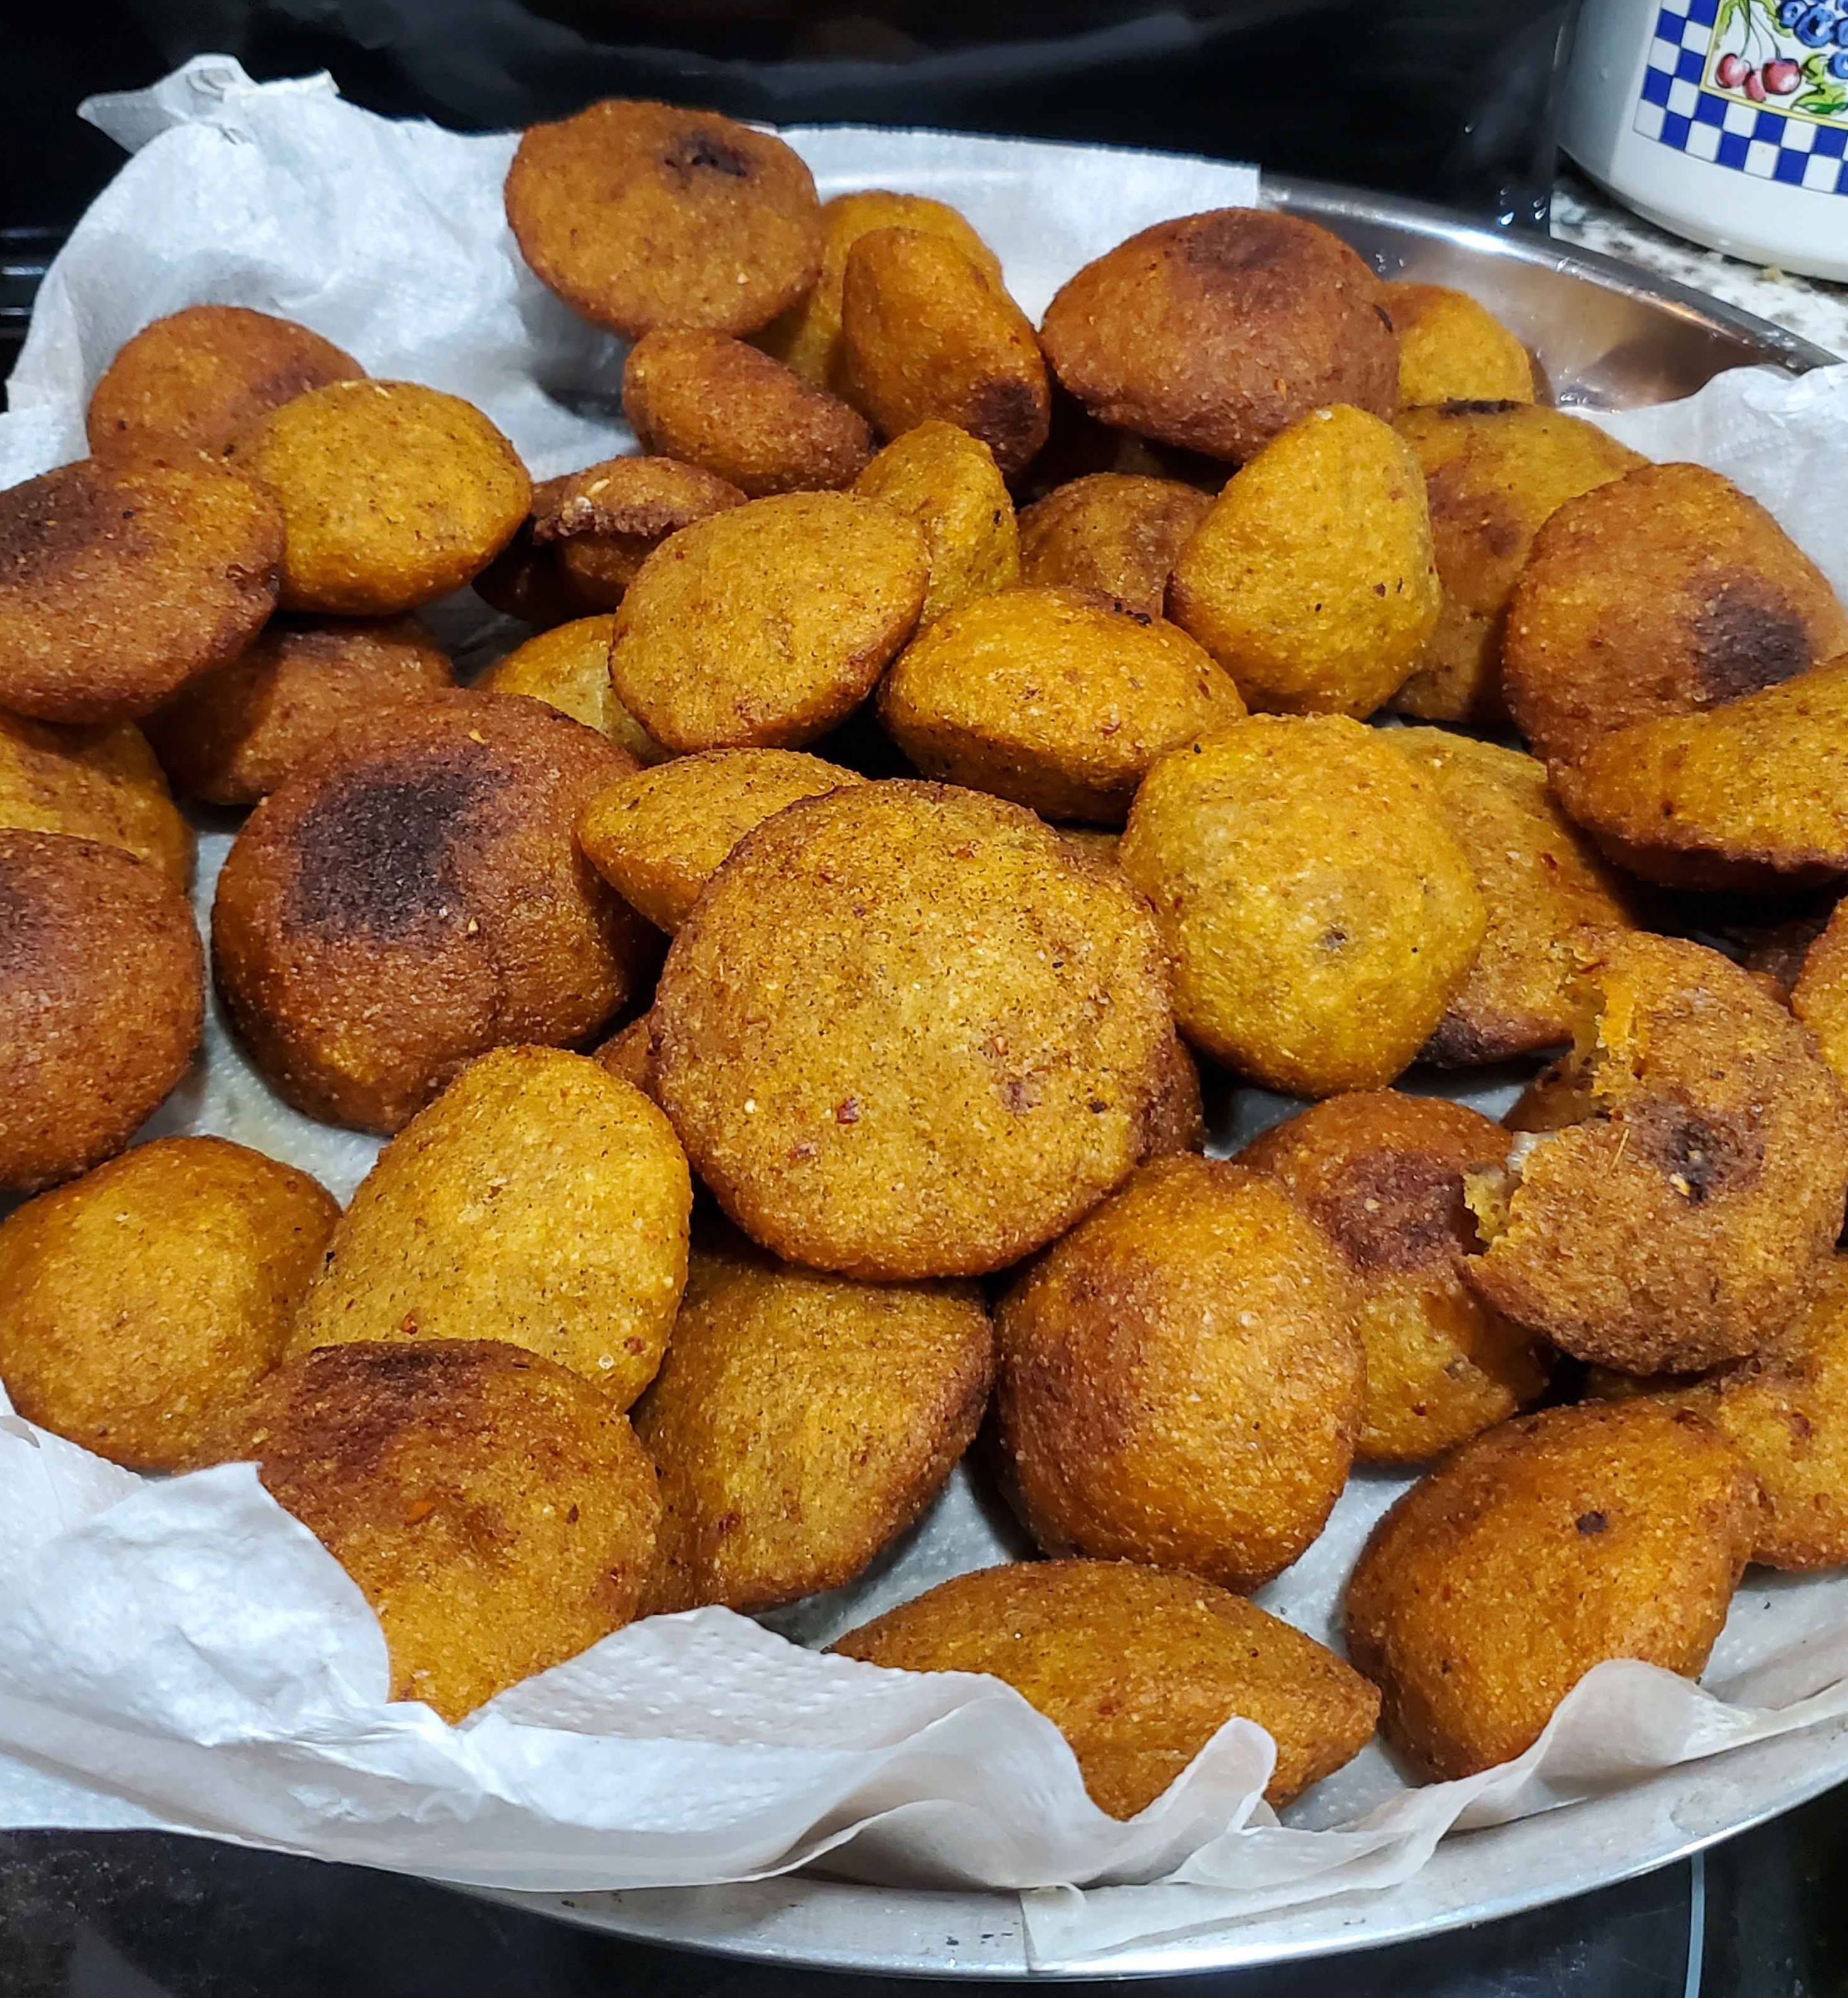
[1018,474,1214,620]
[0,712,191,886]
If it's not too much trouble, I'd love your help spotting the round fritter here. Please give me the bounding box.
[832,1560,1379,1817]
[1018,473,1213,622]
[1503,461,1848,769]
[1344,1400,1761,1779]
[1552,654,1848,892]
[0,453,282,725]
[231,380,531,617]
[1167,405,1440,717]
[996,1156,1364,1590]
[577,747,862,932]
[145,613,453,806]
[504,98,821,339]
[0,830,203,1194]
[0,712,190,885]
[0,1136,337,1468]
[1389,403,1643,727]
[197,1340,660,1722]
[878,585,1244,824]
[652,780,1173,1280]
[852,421,1020,627]
[756,188,1005,389]
[86,305,364,460]
[594,1012,658,1099]
[472,503,598,628]
[211,690,646,1134]
[623,330,871,498]
[634,1229,992,1614]
[1793,896,1848,1095]
[1240,1094,1549,1465]
[1139,1030,1206,1163]
[608,492,928,753]
[478,614,666,765]
[1383,284,1535,409]
[1118,717,1485,1095]
[837,228,1050,477]
[1038,209,1398,465]
[532,456,747,611]
[1466,932,1848,1375]
[292,1046,689,1407]
[1386,728,1634,1065]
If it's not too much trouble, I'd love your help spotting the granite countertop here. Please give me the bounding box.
[1552,167,1848,357]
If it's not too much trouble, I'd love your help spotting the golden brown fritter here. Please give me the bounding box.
[609,492,927,753]
[1344,1400,1761,1779]
[0,453,282,725]
[1167,405,1440,717]
[833,1560,1380,1816]
[232,381,530,617]
[1139,1030,1206,1162]
[635,1229,992,1613]
[531,456,746,611]
[652,780,1173,1280]
[211,690,647,1134]
[1240,1094,1549,1464]
[0,1137,337,1468]
[1504,462,1848,769]
[879,585,1244,823]
[1038,209,1398,464]
[196,1340,660,1721]
[838,229,1050,477]
[1466,932,1848,1375]
[852,421,1020,626]
[1383,284,1536,408]
[577,747,862,932]
[623,331,871,498]
[996,1156,1364,1589]
[0,712,190,885]
[1388,403,1644,726]
[1018,473,1212,621]
[1386,728,1634,1064]
[504,99,821,338]
[1793,896,1848,1093]
[1118,717,1485,1095]
[0,830,203,1193]
[145,614,453,806]
[478,614,667,765]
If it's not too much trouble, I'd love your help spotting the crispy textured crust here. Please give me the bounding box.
[878,585,1244,824]
[0,1137,337,1468]
[1167,405,1440,717]
[1388,403,1644,727]
[196,1340,660,1721]
[504,99,820,339]
[1118,717,1485,1095]
[635,1231,993,1613]
[1466,932,1848,1375]
[146,614,454,806]
[1793,897,1848,1094]
[479,615,666,764]
[1383,285,1536,408]
[609,492,928,752]
[1504,462,1848,769]
[0,830,203,1193]
[1344,1401,1761,1778]
[852,421,1020,626]
[653,781,1173,1280]
[211,691,646,1134]
[0,454,282,725]
[1387,729,1634,1064]
[1240,1094,1548,1463]
[996,1157,1364,1589]
[532,456,746,611]
[577,748,862,932]
[833,1560,1379,1816]
[1018,474,1212,621]
[0,712,191,885]
[838,230,1050,477]
[1038,209,1398,464]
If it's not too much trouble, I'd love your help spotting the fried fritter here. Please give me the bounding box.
[471,505,598,628]
[833,1560,1379,1816]
[652,780,1172,1279]
[1344,1400,1761,1778]
[1383,284,1535,408]
[1018,473,1212,621]
[879,585,1243,824]
[478,614,667,765]
[996,1156,1364,1589]
[0,1137,337,1468]
[1118,717,1485,1095]
[1140,1030,1206,1162]
[1167,405,1440,717]
[0,712,190,885]
[852,421,1020,626]
[0,830,203,1193]
[1038,209,1398,464]
[594,1012,658,1099]
[1793,896,1848,1093]
[532,456,746,611]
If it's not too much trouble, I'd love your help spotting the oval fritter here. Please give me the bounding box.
[0,712,191,885]
[852,421,1020,627]
[1383,284,1535,409]
[479,614,666,764]
[1018,473,1213,622]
